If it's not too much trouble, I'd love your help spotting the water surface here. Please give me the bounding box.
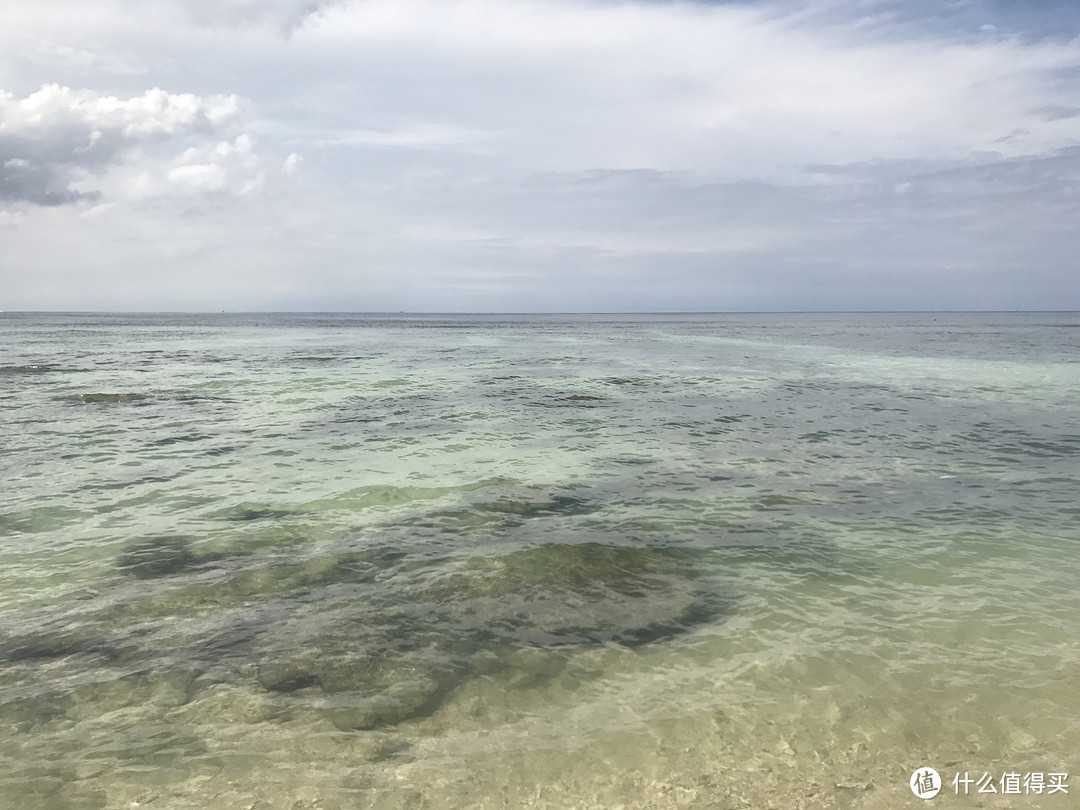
[1,312,1078,808]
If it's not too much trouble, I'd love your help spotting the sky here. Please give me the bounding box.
[1,0,1079,312]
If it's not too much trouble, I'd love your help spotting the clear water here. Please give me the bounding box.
[1,312,1078,809]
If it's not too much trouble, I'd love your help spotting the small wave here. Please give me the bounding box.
[0,363,67,374]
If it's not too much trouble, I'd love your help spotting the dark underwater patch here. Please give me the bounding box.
[1,534,720,733]
[240,541,715,728]
[214,503,299,522]
[473,495,594,518]
[78,393,147,404]
[543,393,606,407]
[115,536,199,579]
[400,493,597,535]
[148,433,213,447]
[0,632,107,664]
[416,542,706,646]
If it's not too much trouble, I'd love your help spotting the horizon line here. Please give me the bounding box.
[2,309,1079,317]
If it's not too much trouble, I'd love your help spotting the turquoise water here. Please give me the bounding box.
[1,312,1078,808]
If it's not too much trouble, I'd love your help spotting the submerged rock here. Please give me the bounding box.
[115,536,199,579]
[416,542,702,646]
[2,537,716,733]
[243,542,709,728]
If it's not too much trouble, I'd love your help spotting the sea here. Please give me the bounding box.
[1,311,1078,809]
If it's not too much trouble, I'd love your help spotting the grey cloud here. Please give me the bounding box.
[0,158,99,205]
[0,132,110,206]
[1037,105,1080,121]
[776,0,1080,41]
[353,150,1080,309]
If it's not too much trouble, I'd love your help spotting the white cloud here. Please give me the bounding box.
[165,134,264,194]
[0,84,237,138]
[166,163,228,191]
[0,85,279,205]
[85,134,270,201]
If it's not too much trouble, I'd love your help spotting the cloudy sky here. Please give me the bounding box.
[1,0,1078,311]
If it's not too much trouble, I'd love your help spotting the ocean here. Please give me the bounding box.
[1,311,1078,809]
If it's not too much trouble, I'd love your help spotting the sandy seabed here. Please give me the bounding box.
[21,630,1077,810]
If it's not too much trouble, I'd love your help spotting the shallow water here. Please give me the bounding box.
[1,312,1078,808]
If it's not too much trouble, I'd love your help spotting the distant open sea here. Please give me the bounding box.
[1,312,1078,809]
